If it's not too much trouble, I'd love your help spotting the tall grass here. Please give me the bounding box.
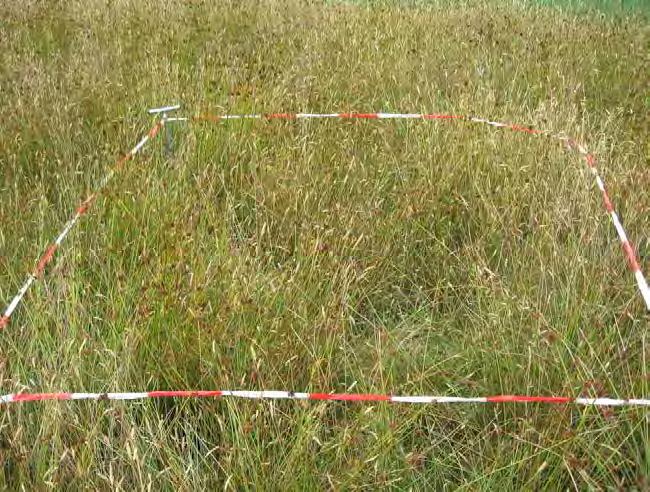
[0,0,648,488]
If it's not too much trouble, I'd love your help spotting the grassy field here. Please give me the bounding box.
[1,0,649,488]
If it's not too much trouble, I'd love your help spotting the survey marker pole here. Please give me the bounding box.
[148,104,181,156]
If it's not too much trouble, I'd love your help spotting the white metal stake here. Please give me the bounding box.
[148,104,181,156]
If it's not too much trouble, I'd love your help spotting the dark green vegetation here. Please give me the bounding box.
[0,0,648,488]
[536,0,650,15]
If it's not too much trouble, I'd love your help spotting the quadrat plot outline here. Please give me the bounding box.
[1,107,648,408]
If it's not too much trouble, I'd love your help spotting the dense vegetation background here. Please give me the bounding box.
[0,0,648,488]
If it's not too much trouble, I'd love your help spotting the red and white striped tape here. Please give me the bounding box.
[172,111,648,311]
[0,121,164,331]
[1,110,649,409]
[1,390,648,407]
